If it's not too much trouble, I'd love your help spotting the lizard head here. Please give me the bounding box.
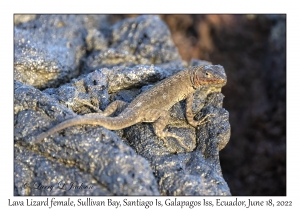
[190,65,227,88]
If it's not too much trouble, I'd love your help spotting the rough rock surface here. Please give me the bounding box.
[14,15,230,196]
[14,15,109,89]
[83,15,183,73]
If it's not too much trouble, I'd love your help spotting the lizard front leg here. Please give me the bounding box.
[186,93,214,127]
[143,109,189,150]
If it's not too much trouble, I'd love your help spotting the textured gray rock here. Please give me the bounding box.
[14,15,109,89]
[14,14,231,196]
[83,15,183,73]
[109,15,181,64]
[43,70,110,114]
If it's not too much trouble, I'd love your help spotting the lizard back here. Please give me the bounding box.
[126,69,195,112]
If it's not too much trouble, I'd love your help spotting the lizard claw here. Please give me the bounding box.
[195,113,215,127]
[74,98,103,113]
[160,137,169,148]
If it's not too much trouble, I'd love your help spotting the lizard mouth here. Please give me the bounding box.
[196,78,227,86]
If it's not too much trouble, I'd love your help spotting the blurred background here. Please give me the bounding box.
[112,14,286,196]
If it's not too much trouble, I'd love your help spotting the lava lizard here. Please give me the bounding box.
[34,65,227,150]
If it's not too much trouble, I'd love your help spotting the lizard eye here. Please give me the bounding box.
[205,72,211,77]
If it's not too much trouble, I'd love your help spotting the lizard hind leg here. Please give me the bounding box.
[144,109,189,150]
[101,100,128,116]
[74,98,103,113]
[75,98,128,117]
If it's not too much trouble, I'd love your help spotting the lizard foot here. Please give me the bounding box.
[159,131,190,151]
[197,113,215,127]
[74,98,103,114]
[173,136,190,151]
[160,136,169,148]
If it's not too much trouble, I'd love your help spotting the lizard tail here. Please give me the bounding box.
[34,117,85,144]
[34,115,138,144]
